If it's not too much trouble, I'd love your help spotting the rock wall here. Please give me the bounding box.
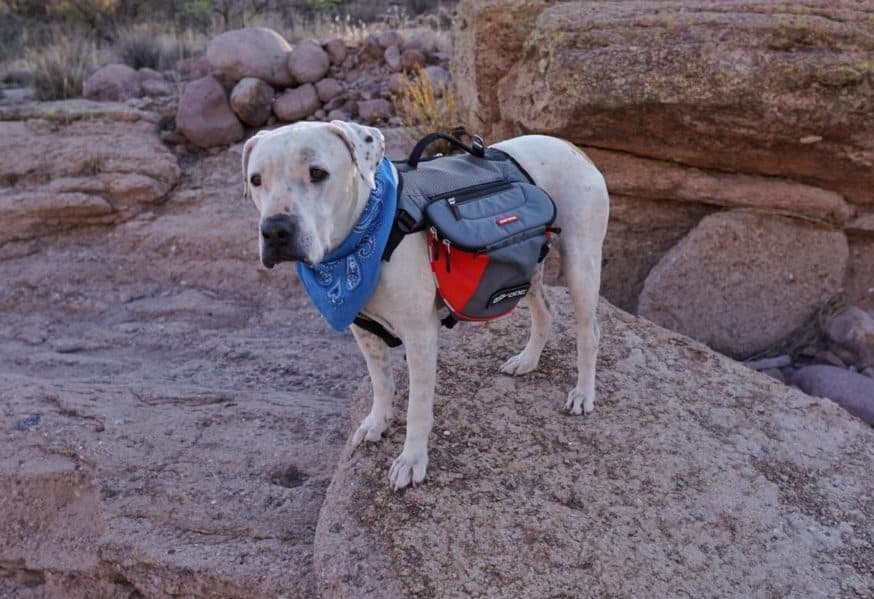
[0,100,180,244]
[453,0,874,358]
[314,291,874,597]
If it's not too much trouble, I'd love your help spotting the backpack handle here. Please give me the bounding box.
[407,132,486,168]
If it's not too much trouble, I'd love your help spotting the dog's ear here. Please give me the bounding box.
[328,120,385,190]
[241,131,268,200]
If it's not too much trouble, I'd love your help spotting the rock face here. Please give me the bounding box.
[206,27,294,87]
[273,83,320,122]
[638,211,848,358]
[315,290,874,597]
[82,63,142,101]
[230,77,274,127]
[177,75,245,148]
[0,101,180,243]
[453,0,874,348]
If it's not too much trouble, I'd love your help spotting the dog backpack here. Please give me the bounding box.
[386,132,558,322]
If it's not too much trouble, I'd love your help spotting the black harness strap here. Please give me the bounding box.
[353,315,403,347]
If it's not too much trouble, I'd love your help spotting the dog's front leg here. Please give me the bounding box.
[350,324,396,448]
[388,316,439,490]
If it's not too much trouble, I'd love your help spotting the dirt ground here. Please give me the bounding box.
[1,148,365,597]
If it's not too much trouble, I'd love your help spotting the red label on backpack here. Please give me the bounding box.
[496,215,518,226]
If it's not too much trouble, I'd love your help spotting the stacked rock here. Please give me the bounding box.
[175,27,450,149]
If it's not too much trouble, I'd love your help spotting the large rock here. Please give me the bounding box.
[315,291,874,597]
[357,99,393,124]
[638,211,848,358]
[792,365,874,424]
[0,101,180,242]
[206,27,294,87]
[826,306,874,370]
[176,75,244,148]
[273,83,320,122]
[82,63,142,101]
[230,77,274,127]
[455,1,873,204]
[315,78,343,103]
[287,40,330,84]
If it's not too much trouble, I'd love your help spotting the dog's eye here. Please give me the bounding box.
[310,167,329,183]
[250,174,261,187]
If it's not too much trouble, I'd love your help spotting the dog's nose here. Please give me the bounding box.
[261,214,296,246]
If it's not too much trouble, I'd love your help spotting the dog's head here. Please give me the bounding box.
[242,120,386,268]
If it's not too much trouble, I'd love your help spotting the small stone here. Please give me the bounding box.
[401,49,426,71]
[384,45,402,72]
[324,38,347,65]
[15,415,40,431]
[357,99,393,124]
[377,30,404,49]
[141,78,174,97]
[315,78,343,103]
[387,73,407,94]
[327,109,350,122]
[744,355,792,371]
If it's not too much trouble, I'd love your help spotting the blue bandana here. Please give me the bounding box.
[296,158,398,331]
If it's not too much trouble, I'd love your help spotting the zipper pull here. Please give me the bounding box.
[443,239,452,272]
[447,197,461,220]
[428,227,438,262]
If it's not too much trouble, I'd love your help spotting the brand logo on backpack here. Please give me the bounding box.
[496,215,518,226]
[488,284,530,306]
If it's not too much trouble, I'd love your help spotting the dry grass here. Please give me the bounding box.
[392,66,461,154]
[25,34,100,101]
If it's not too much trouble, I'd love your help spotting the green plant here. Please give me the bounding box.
[26,33,99,100]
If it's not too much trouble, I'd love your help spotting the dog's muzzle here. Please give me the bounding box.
[260,214,305,268]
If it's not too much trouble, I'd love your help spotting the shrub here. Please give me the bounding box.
[392,66,461,155]
[26,34,99,101]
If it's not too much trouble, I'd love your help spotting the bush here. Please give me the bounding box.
[392,66,461,155]
[26,34,99,101]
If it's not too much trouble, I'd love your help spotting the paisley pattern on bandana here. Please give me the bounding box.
[296,158,398,331]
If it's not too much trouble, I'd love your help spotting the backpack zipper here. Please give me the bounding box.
[434,180,514,220]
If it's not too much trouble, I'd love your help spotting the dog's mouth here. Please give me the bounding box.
[261,250,307,269]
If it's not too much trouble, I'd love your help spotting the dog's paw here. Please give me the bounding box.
[564,387,595,415]
[351,411,394,449]
[389,449,428,490]
[500,351,539,376]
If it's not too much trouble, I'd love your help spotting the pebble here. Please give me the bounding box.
[744,355,791,371]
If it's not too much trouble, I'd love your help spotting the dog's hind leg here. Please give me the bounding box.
[500,263,553,376]
[350,324,396,448]
[563,250,602,415]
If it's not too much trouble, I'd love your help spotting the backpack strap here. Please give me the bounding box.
[407,133,485,168]
[353,315,403,347]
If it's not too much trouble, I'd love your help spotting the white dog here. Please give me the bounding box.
[242,121,609,490]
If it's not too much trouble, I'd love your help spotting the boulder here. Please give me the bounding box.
[206,27,294,87]
[230,77,274,127]
[314,78,343,103]
[638,211,848,358]
[360,34,385,62]
[288,40,330,84]
[137,67,164,81]
[792,365,874,424]
[82,63,142,101]
[274,84,320,122]
[826,306,874,370]
[454,1,874,204]
[315,292,874,597]
[176,75,244,148]
[387,73,408,94]
[0,102,180,243]
[324,38,347,65]
[356,99,393,124]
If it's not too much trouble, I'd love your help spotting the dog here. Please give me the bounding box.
[242,121,609,490]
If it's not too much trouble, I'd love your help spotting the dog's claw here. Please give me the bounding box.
[564,387,595,415]
[389,450,428,490]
